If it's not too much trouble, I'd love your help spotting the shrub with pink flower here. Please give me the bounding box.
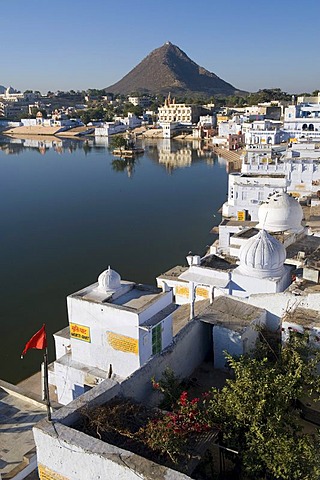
[141,390,214,462]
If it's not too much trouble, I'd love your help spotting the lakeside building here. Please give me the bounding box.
[283,102,320,142]
[33,280,320,479]
[49,267,176,405]
[221,142,320,221]
[95,113,141,136]
[157,227,292,303]
[19,139,320,477]
[20,111,83,129]
[158,94,209,125]
[158,191,320,303]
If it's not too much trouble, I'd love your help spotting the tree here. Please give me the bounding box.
[109,134,127,152]
[207,333,320,480]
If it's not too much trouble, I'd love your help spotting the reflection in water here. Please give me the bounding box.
[0,135,98,156]
[144,138,219,173]
[112,157,137,178]
[0,135,221,172]
[0,136,228,384]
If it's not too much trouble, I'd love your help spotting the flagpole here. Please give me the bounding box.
[43,347,52,421]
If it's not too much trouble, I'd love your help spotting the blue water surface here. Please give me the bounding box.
[0,136,227,383]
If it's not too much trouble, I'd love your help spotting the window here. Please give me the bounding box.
[152,323,162,355]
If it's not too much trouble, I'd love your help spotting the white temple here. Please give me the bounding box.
[50,267,176,405]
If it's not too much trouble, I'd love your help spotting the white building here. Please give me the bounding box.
[50,267,176,405]
[218,116,242,138]
[128,96,150,108]
[159,121,182,138]
[222,170,288,221]
[158,95,206,125]
[95,121,127,136]
[283,103,320,141]
[95,114,141,136]
[215,190,307,256]
[222,142,320,220]
[242,119,283,145]
[158,226,292,304]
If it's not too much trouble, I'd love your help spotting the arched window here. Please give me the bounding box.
[302,123,308,131]
[308,124,314,131]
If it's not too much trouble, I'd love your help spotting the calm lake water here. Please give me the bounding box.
[0,135,228,383]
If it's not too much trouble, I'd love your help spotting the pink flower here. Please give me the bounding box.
[179,391,188,406]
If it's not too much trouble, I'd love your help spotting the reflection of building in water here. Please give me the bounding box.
[23,138,63,153]
[157,139,192,170]
[0,136,86,155]
[94,136,110,148]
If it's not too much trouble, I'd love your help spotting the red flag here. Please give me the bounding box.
[21,324,47,358]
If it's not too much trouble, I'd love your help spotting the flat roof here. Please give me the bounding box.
[112,286,162,310]
[199,296,265,332]
[286,236,320,262]
[217,219,257,228]
[283,307,320,328]
[71,282,165,313]
[200,254,237,271]
[157,265,188,281]
[233,227,259,239]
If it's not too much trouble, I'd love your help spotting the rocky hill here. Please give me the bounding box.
[106,42,243,97]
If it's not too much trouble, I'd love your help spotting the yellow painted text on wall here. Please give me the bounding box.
[70,323,91,342]
[107,332,139,355]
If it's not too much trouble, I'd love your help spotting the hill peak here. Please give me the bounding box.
[107,43,243,98]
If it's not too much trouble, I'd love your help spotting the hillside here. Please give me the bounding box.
[106,42,244,98]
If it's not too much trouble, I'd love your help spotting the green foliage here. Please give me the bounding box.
[246,88,291,105]
[76,105,115,124]
[109,134,127,151]
[207,333,320,479]
[151,367,185,410]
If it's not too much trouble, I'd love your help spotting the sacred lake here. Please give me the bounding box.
[0,136,228,384]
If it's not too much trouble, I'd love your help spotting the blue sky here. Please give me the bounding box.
[1,0,319,94]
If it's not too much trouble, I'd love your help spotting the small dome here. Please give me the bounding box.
[97,266,121,292]
[238,229,286,278]
[257,192,303,233]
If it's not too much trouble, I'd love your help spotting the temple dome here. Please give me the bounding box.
[238,229,286,278]
[97,266,121,292]
[257,191,303,233]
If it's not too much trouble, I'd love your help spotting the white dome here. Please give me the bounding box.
[257,192,303,233]
[238,229,286,278]
[97,266,121,292]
